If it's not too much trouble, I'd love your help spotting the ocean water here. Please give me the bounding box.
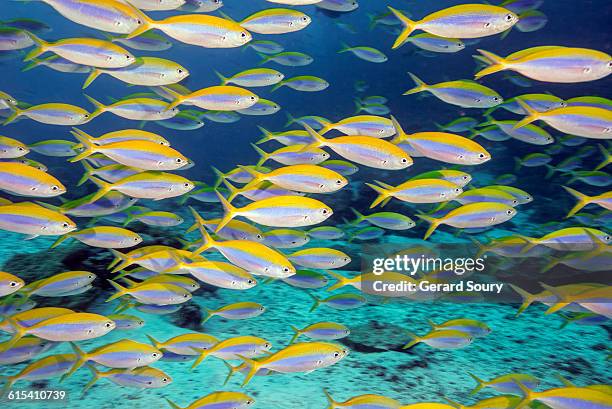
[0,1,610,409]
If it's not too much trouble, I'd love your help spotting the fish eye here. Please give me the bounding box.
[322,209,328,214]
[302,17,308,21]
[283,267,290,272]
[84,114,90,118]
[250,96,256,101]
[333,352,340,357]
[9,281,18,287]
[506,210,513,215]
[512,200,518,205]
[134,237,140,241]
[175,158,183,163]
[493,97,500,101]
[177,69,183,74]
[605,235,610,241]
[51,185,59,191]
[62,222,69,228]
[126,54,132,59]
[105,322,112,328]
[336,179,343,184]
[247,279,254,284]
[137,19,143,25]
[162,378,168,382]
[401,158,408,163]
[246,400,254,405]
[17,146,25,151]
[184,183,190,188]
[478,153,486,158]
[152,352,158,357]
[505,14,514,21]
[455,188,461,193]
[484,22,492,28]
[183,293,189,298]
[241,32,247,38]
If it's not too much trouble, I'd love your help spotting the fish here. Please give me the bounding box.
[216,68,284,87]
[320,160,359,176]
[338,43,388,63]
[3,102,92,126]
[245,39,284,54]
[404,73,503,108]
[366,178,463,207]
[288,248,351,269]
[237,8,311,35]
[85,95,179,121]
[108,31,173,52]
[83,365,172,395]
[1,312,115,351]
[0,135,28,158]
[404,33,465,53]
[83,57,189,89]
[388,5,518,48]
[107,278,192,305]
[258,51,313,66]
[166,392,255,409]
[50,226,142,249]
[20,271,95,298]
[161,85,258,111]
[146,333,219,356]
[403,329,474,349]
[319,115,395,138]
[476,47,612,83]
[304,124,412,169]
[514,383,612,409]
[308,292,366,311]
[127,14,252,49]
[0,353,77,393]
[70,128,188,170]
[562,186,612,217]
[0,162,65,198]
[107,314,144,330]
[417,202,517,240]
[0,336,53,365]
[316,0,359,13]
[263,228,310,248]
[290,322,350,344]
[429,319,491,338]
[190,335,272,368]
[85,172,195,203]
[0,202,77,238]
[281,269,329,289]
[202,301,266,323]
[350,208,415,230]
[237,98,281,115]
[323,390,402,409]
[237,341,349,386]
[468,373,539,395]
[391,116,491,165]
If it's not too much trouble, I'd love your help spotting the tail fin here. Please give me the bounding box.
[23,32,49,62]
[214,191,237,233]
[256,126,274,144]
[513,99,542,130]
[251,143,269,167]
[388,7,417,49]
[165,398,183,409]
[325,270,350,292]
[81,364,101,396]
[0,317,27,352]
[214,71,229,85]
[323,389,338,409]
[338,42,352,53]
[236,355,263,387]
[303,124,328,150]
[349,207,365,224]
[509,284,537,316]
[2,101,23,125]
[77,161,95,186]
[50,233,71,249]
[353,99,363,114]
[403,73,429,95]
[190,347,213,370]
[222,361,241,386]
[22,57,44,72]
[61,342,87,381]
[474,49,507,79]
[84,94,107,120]
[123,11,157,40]
[562,186,591,218]
[468,372,486,395]
[289,325,302,344]
[390,115,408,142]
[145,334,161,349]
[514,382,537,409]
[544,164,556,179]
[284,112,296,127]
[270,81,285,92]
[160,86,186,111]
[257,52,271,66]
[415,214,441,240]
[307,292,322,312]
[365,182,391,208]
[108,247,129,270]
[211,166,226,188]
[82,69,103,89]
[594,144,610,170]
[106,279,129,302]
[86,176,113,204]
[189,206,217,255]
[401,330,421,349]
[201,309,214,324]
[69,128,98,162]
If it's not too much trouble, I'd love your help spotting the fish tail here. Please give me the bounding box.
[545,301,571,315]
[513,99,541,129]
[82,69,103,89]
[284,111,296,127]
[22,58,42,72]
[508,284,537,316]
[84,94,107,120]
[124,11,157,39]
[69,128,98,162]
[338,42,351,53]
[544,164,556,179]
[77,161,95,186]
[81,364,101,397]
[353,98,363,114]
[251,143,270,167]
[215,191,237,233]
[237,354,262,387]
[270,81,284,92]
[145,334,161,349]
[442,396,463,409]
[23,31,48,62]
[562,186,591,218]
[468,372,486,395]
[211,166,226,187]
[50,234,70,249]
[0,316,26,352]
[514,382,537,409]
[365,182,390,208]
[325,270,349,292]
[288,325,301,344]
[201,309,213,324]
[388,7,417,49]
[390,115,408,142]
[165,398,183,409]
[106,279,128,302]
[214,70,228,85]
[415,214,441,240]
[222,361,240,386]
[426,319,437,329]
[594,144,610,170]
[404,72,428,95]
[160,86,185,111]
[0,375,16,399]
[256,52,271,65]
[255,126,273,144]
[87,176,113,204]
[349,207,365,223]
[307,292,322,312]
[2,101,23,125]
[323,389,338,409]
[513,157,523,172]
[401,330,421,349]
[61,342,87,381]
[303,124,327,149]
[189,206,216,255]
[474,49,507,79]
[190,347,212,370]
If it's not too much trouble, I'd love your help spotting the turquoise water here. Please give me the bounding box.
[0,0,611,408]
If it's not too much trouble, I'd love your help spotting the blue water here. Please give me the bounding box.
[0,0,611,408]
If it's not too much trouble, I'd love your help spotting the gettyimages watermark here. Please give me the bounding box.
[359,243,611,302]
